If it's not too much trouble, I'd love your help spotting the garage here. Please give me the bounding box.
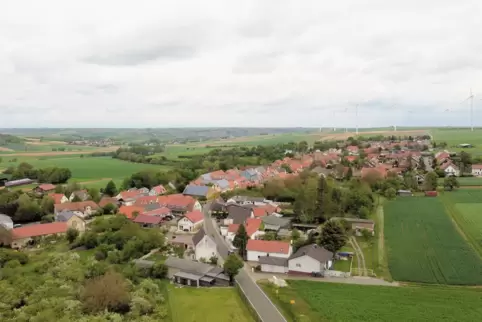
[259,256,288,274]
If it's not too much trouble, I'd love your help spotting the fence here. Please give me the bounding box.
[235,283,263,322]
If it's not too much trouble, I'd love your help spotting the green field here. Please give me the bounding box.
[431,128,482,155]
[384,197,482,285]
[2,156,171,183]
[262,280,482,322]
[438,177,482,186]
[168,286,254,322]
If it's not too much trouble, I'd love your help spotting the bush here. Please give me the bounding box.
[150,262,168,279]
[66,228,79,243]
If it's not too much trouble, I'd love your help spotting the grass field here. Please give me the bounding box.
[384,197,482,285]
[438,177,482,186]
[2,156,172,182]
[262,280,482,322]
[431,128,482,155]
[168,286,254,322]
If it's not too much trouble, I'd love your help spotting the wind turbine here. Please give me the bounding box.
[462,89,475,131]
[389,104,398,132]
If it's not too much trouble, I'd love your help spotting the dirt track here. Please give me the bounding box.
[0,146,119,157]
[0,147,15,152]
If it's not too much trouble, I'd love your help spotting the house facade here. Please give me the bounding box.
[192,228,218,261]
[288,244,333,274]
[178,211,204,232]
[472,164,482,176]
[246,239,292,262]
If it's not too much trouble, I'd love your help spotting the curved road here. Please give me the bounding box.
[203,204,287,322]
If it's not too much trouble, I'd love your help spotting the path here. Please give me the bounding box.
[350,236,367,276]
[376,206,386,270]
[202,203,287,322]
[349,238,361,275]
[248,271,398,287]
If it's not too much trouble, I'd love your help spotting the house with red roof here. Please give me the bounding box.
[8,214,85,249]
[54,201,100,217]
[440,162,460,177]
[48,193,68,204]
[177,210,204,232]
[149,185,167,196]
[133,214,163,228]
[157,194,202,215]
[246,239,292,262]
[115,190,147,205]
[252,207,269,218]
[472,164,482,176]
[118,205,145,219]
[346,145,359,155]
[33,183,56,195]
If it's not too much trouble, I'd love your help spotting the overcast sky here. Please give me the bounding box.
[1,0,482,128]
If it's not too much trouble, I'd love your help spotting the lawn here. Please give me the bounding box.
[438,177,482,186]
[262,280,482,322]
[333,258,351,272]
[3,156,172,182]
[384,197,482,285]
[168,286,254,322]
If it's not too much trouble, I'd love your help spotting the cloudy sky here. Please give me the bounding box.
[1,0,482,128]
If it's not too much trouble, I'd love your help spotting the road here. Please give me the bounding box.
[203,203,287,322]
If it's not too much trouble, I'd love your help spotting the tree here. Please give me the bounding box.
[424,171,439,191]
[66,227,79,243]
[40,195,54,215]
[104,180,118,197]
[81,271,130,314]
[384,187,396,199]
[72,194,82,202]
[88,188,101,203]
[318,220,347,254]
[291,228,301,242]
[209,255,218,265]
[150,262,168,278]
[444,176,460,191]
[233,224,249,258]
[14,194,42,223]
[103,203,118,215]
[223,253,244,284]
[314,176,328,222]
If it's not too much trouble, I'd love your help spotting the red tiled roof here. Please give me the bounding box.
[436,152,450,161]
[184,210,204,224]
[252,207,268,218]
[118,205,144,219]
[472,164,482,170]
[143,207,171,216]
[345,156,358,162]
[133,214,163,225]
[12,222,67,239]
[38,184,56,191]
[361,167,387,179]
[54,201,100,212]
[134,195,158,206]
[440,162,458,170]
[151,185,166,195]
[228,224,240,233]
[98,197,118,208]
[246,239,291,254]
[246,218,262,237]
[157,194,196,210]
[118,191,143,200]
[48,193,66,204]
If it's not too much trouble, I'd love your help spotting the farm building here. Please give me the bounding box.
[331,217,375,236]
[397,190,413,197]
[471,164,482,176]
[4,178,34,187]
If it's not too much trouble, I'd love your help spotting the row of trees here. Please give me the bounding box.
[4,162,71,183]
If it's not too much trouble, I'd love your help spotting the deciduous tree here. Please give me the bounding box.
[104,180,118,197]
[223,253,244,284]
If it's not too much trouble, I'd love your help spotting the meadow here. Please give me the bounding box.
[262,280,482,322]
[431,128,482,155]
[384,197,482,285]
[438,176,482,186]
[1,156,171,184]
[168,286,254,322]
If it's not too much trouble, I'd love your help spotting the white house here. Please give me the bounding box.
[224,218,264,243]
[177,210,204,232]
[288,244,333,274]
[441,162,460,177]
[192,228,217,261]
[472,164,482,176]
[246,239,292,262]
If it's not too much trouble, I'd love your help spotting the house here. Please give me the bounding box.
[33,183,56,195]
[346,145,359,155]
[262,215,292,232]
[0,213,13,230]
[245,218,264,240]
[182,185,211,199]
[149,185,167,195]
[472,164,482,176]
[259,257,289,274]
[54,201,100,218]
[224,204,253,225]
[331,217,375,236]
[48,193,69,204]
[9,215,86,249]
[118,205,145,219]
[192,228,218,261]
[98,197,120,208]
[163,257,230,287]
[227,196,266,206]
[288,244,333,275]
[156,194,202,215]
[133,214,163,228]
[115,190,147,205]
[252,207,269,218]
[143,207,172,218]
[178,210,204,232]
[440,162,460,177]
[69,190,90,202]
[246,239,292,262]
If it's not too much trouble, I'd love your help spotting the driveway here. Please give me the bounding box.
[202,203,287,322]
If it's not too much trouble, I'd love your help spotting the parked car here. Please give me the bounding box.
[311,271,323,278]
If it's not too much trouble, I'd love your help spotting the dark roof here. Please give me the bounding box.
[290,244,333,263]
[56,210,76,222]
[164,257,213,275]
[226,205,252,224]
[258,256,288,267]
[261,215,292,228]
[210,201,226,212]
[231,195,265,203]
[133,214,162,225]
[183,185,210,197]
[192,228,206,246]
[144,203,161,211]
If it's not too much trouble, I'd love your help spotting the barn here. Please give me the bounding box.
[259,256,288,273]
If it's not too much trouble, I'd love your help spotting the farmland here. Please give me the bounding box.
[262,280,482,322]
[1,156,171,184]
[431,128,482,155]
[168,286,254,322]
[384,197,482,285]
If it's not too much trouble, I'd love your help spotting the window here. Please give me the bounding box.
[296,263,301,268]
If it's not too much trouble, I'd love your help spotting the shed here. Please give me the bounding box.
[425,191,438,197]
[259,256,288,274]
[397,190,413,197]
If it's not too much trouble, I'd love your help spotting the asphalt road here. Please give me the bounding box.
[203,203,287,322]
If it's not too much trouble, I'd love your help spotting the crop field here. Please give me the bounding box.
[384,197,482,285]
[262,280,482,322]
[2,156,171,182]
[438,177,482,186]
[431,128,482,155]
[168,286,254,322]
